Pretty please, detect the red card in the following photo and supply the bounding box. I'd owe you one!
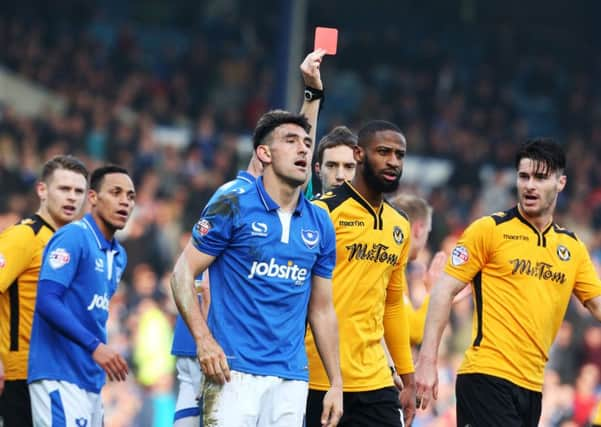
[314,27,338,55]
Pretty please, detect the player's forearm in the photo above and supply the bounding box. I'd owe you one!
[309,305,343,387]
[584,295,601,322]
[383,288,413,374]
[37,280,101,352]
[418,283,455,363]
[171,257,211,344]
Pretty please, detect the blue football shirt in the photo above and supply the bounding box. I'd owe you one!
[28,213,127,393]
[171,170,255,357]
[192,176,336,381]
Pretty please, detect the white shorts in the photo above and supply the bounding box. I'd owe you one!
[202,370,308,427]
[174,357,203,425]
[29,380,103,427]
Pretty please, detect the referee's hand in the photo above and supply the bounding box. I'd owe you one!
[92,343,129,382]
[197,335,231,385]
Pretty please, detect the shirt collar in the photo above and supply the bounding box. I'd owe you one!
[82,213,119,252]
[255,176,306,215]
[236,170,256,184]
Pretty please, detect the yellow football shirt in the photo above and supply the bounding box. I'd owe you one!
[306,182,413,392]
[446,206,601,392]
[0,215,55,380]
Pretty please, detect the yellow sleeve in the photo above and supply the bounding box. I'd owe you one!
[0,225,35,293]
[408,294,430,346]
[572,239,601,304]
[384,226,413,374]
[445,216,493,284]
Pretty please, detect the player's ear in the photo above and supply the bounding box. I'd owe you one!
[353,145,364,164]
[557,174,567,193]
[87,189,98,205]
[256,145,272,165]
[36,181,47,202]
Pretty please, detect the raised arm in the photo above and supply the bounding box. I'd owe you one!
[299,49,326,141]
[414,272,468,410]
[308,275,343,427]
[171,242,230,384]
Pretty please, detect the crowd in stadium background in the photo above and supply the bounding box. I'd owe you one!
[1,0,601,425]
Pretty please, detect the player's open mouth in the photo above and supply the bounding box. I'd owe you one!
[116,210,129,219]
[382,171,399,181]
[295,160,307,168]
[63,206,76,214]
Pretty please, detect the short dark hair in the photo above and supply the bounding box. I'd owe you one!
[316,126,358,165]
[90,165,130,192]
[40,155,88,183]
[515,137,566,176]
[252,109,311,149]
[357,120,403,148]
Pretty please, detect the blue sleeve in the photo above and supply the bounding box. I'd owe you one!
[37,279,101,353]
[312,209,336,279]
[191,193,237,257]
[39,225,83,288]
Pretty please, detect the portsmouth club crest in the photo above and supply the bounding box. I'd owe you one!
[301,229,320,249]
[557,245,571,261]
[393,226,404,245]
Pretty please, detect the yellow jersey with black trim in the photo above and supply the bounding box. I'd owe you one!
[0,214,55,380]
[306,181,413,392]
[446,206,601,392]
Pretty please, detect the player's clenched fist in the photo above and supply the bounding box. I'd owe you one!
[197,335,231,385]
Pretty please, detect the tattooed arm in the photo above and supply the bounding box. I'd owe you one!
[171,241,230,384]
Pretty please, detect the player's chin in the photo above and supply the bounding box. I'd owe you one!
[110,216,130,230]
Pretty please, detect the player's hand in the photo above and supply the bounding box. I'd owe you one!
[300,49,326,90]
[92,343,129,382]
[197,335,231,385]
[424,251,447,292]
[0,358,5,396]
[399,381,416,425]
[414,354,438,410]
[321,385,343,426]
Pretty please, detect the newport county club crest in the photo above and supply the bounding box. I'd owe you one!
[301,229,320,249]
[557,245,571,261]
[393,226,404,245]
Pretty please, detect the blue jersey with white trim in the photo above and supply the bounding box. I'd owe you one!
[28,213,127,393]
[171,170,255,357]
[192,177,336,381]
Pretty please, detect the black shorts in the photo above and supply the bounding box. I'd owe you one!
[0,379,33,427]
[456,373,541,427]
[306,386,405,427]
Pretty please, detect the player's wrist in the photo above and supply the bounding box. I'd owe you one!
[304,86,324,103]
[87,337,102,354]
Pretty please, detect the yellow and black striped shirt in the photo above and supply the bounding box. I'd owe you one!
[306,181,413,392]
[446,206,601,392]
[0,214,55,380]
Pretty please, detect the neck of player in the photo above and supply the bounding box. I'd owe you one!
[36,208,61,230]
[92,211,117,241]
[352,174,383,208]
[263,171,301,213]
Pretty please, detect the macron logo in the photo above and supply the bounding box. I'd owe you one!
[87,293,109,311]
[248,258,308,285]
